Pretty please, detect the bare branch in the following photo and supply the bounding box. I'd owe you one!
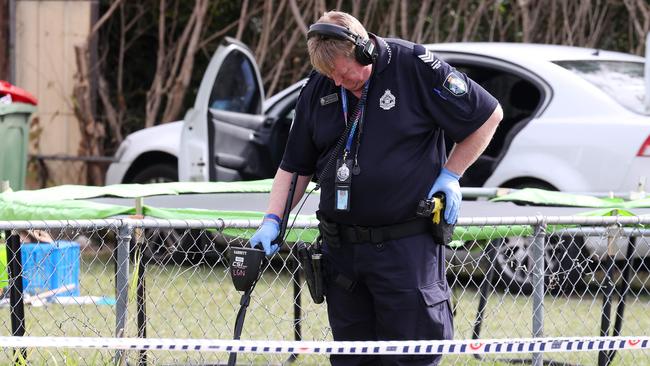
[351,0,361,19]
[98,76,122,142]
[462,0,489,41]
[236,0,250,40]
[411,0,432,43]
[161,0,209,123]
[289,0,309,37]
[389,1,398,37]
[400,0,408,39]
[87,0,127,41]
[144,0,168,127]
[255,0,274,68]
[267,29,302,96]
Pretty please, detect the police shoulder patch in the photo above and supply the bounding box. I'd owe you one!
[414,44,441,70]
[443,72,467,96]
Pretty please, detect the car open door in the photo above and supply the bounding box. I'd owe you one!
[179,37,266,182]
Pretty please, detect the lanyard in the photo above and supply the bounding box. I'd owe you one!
[340,81,369,159]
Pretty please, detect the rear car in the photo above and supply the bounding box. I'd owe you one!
[105,41,650,286]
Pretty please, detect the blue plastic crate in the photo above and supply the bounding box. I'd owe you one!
[20,241,80,297]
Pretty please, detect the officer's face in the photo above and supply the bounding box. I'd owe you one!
[330,56,372,95]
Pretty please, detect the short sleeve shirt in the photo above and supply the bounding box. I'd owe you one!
[280,35,498,226]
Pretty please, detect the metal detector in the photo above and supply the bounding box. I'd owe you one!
[227,172,299,366]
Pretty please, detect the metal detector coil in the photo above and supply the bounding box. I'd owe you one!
[229,247,265,292]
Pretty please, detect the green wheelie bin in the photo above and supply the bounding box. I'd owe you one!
[0,81,38,191]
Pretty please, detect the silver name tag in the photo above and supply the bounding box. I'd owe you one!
[320,93,339,106]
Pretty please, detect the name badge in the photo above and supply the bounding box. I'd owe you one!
[320,93,339,106]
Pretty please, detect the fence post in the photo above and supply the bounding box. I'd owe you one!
[115,222,132,365]
[531,219,546,366]
[5,230,26,364]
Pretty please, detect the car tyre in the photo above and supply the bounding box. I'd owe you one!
[134,228,208,266]
[130,163,178,184]
[493,235,584,295]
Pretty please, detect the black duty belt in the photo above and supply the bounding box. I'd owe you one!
[317,211,432,245]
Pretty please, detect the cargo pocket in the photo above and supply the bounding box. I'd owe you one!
[419,280,450,305]
[418,280,454,341]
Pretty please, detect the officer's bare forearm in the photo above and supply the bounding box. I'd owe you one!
[266,168,312,219]
[445,104,503,176]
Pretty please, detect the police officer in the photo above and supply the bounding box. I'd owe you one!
[251,10,503,366]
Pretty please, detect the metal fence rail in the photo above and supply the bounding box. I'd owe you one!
[1,216,649,365]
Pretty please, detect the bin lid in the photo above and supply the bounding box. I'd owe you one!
[0,80,38,105]
[0,102,37,115]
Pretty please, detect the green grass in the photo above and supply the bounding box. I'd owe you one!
[1,253,649,365]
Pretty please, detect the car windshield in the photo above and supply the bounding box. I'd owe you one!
[554,60,648,115]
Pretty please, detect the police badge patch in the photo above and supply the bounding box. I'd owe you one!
[443,72,467,96]
[379,89,396,110]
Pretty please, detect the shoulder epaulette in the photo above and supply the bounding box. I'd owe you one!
[413,44,441,70]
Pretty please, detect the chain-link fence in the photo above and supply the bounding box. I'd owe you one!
[1,216,649,365]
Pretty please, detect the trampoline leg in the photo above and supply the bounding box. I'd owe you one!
[472,239,499,360]
[598,256,616,366]
[605,236,636,366]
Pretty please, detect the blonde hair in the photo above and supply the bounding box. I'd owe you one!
[307,11,369,77]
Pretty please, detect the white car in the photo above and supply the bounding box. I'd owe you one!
[106,40,650,290]
[106,40,650,194]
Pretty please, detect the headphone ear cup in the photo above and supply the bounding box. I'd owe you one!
[354,38,374,65]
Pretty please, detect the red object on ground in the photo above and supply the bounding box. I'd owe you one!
[0,80,38,105]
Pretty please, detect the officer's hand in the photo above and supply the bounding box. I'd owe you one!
[428,167,462,225]
[250,220,281,256]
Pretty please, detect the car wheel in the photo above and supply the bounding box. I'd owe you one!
[508,180,557,191]
[135,228,209,265]
[493,235,584,294]
[130,163,178,184]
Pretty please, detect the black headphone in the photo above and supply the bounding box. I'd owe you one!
[307,23,376,65]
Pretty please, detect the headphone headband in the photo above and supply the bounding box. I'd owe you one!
[307,23,358,44]
[306,22,376,65]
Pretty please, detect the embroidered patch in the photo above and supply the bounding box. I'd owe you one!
[379,89,396,110]
[417,49,441,70]
[443,72,467,96]
[320,93,339,106]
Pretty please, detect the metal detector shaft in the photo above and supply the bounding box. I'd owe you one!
[227,289,254,366]
[275,172,299,247]
[228,172,300,366]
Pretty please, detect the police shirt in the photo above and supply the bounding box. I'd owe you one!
[280,35,498,226]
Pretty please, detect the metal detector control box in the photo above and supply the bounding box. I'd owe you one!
[229,247,265,292]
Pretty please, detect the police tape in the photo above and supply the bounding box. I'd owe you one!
[0,336,649,355]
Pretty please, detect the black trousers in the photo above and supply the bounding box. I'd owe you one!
[323,232,454,366]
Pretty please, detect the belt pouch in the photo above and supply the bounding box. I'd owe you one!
[297,241,325,304]
[317,214,341,247]
[433,221,455,247]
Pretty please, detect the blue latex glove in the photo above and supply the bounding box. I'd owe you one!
[250,220,281,256]
[428,167,462,225]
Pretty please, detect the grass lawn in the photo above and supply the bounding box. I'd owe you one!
[1,252,649,365]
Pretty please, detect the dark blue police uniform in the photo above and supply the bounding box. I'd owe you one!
[281,35,498,366]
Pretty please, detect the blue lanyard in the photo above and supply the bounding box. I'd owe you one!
[341,81,369,158]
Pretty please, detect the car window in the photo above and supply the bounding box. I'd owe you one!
[455,65,541,158]
[554,60,648,116]
[209,49,261,114]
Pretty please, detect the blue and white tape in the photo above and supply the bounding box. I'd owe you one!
[0,336,649,355]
